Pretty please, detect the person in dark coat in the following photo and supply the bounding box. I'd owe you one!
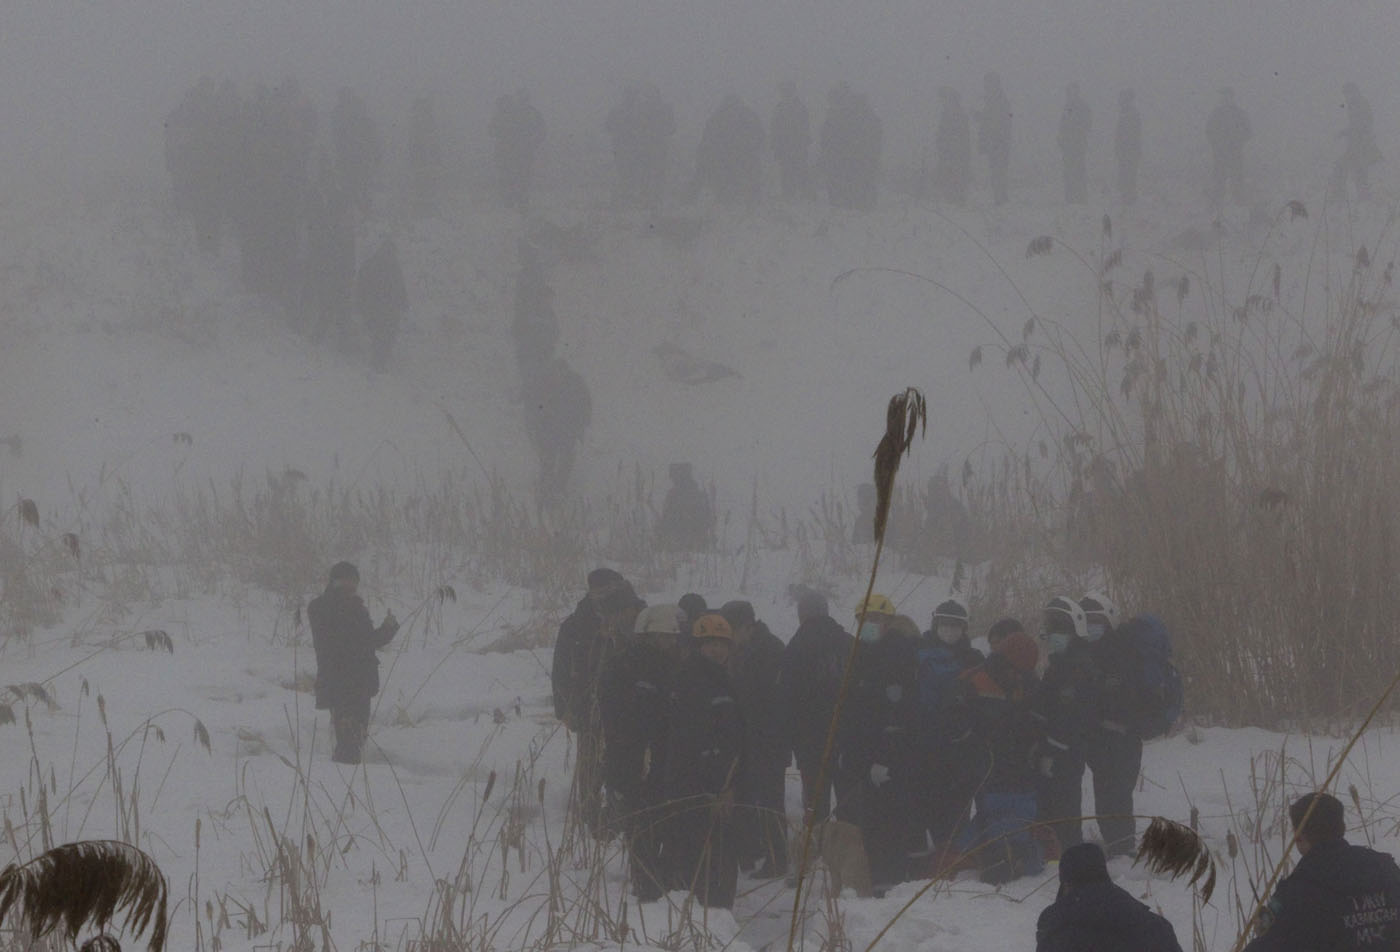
[552,569,638,836]
[677,592,708,657]
[407,96,442,216]
[664,613,746,909]
[1031,596,1100,851]
[308,561,399,764]
[835,601,923,889]
[1081,593,1141,857]
[820,83,882,211]
[510,240,560,371]
[961,630,1043,884]
[599,604,684,900]
[976,71,1013,205]
[722,600,790,878]
[1245,792,1400,952]
[522,356,592,501]
[304,161,357,349]
[1206,87,1251,205]
[782,590,852,822]
[1036,843,1184,952]
[1114,90,1142,205]
[356,237,408,372]
[933,87,972,205]
[1330,83,1380,203]
[489,89,547,211]
[691,94,764,207]
[656,462,714,551]
[331,88,383,217]
[771,82,814,201]
[915,598,985,858]
[1058,84,1092,204]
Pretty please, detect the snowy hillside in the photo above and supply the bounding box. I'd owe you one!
[1,173,1398,952]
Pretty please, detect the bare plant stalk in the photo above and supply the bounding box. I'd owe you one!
[787,388,925,952]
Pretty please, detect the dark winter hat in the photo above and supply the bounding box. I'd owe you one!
[796,590,829,621]
[329,561,360,582]
[599,581,645,615]
[678,593,708,621]
[987,617,1025,645]
[587,567,625,595]
[1059,843,1111,885]
[720,600,756,630]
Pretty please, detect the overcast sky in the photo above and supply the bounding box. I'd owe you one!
[2,0,1396,192]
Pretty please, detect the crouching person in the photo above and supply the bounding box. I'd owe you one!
[1245,792,1400,951]
[308,561,398,764]
[1036,843,1184,952]
[599,604,684,901]
[663,613,746,908]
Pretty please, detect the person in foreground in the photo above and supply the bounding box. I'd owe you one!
[1035,842,1183,952]
[1245,792,1400,951]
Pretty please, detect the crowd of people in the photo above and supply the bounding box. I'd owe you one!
[541,569,1400,949]
[301,553,1400,948]
[166,78,419,368]
[549,570,1184,907]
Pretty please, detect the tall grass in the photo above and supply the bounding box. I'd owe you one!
[958,204,1400,725]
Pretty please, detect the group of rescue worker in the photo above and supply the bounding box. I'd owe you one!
[306,556,1400,949]
[549,567,1173,907]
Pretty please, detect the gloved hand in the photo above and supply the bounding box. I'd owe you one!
[870,763,891,787]
[381,611,400,637]
[1038,755,1055,779]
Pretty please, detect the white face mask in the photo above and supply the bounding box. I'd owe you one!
[936,623,964,646]
[1043,632,1071,655]
[859,621,883,643]
[1086,622,1106,642]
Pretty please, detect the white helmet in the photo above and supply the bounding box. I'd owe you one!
[633,604,682,636]
[1080,592,1119,628]
[1044,595,1088,640]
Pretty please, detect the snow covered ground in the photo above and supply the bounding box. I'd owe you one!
[1,173,1398,951]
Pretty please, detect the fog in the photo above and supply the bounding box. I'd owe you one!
[4,0,1398,195]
